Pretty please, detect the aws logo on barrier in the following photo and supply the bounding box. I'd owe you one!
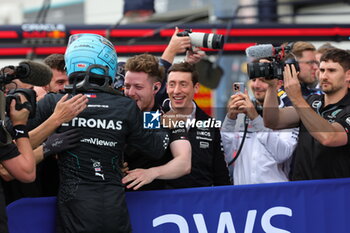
[153,206,292,233]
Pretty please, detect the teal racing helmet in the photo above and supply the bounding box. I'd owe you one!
[65,33,118,82]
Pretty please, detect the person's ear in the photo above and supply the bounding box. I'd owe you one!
[153,82,161,93]
[194,82,200,94]
[345,69,350,83]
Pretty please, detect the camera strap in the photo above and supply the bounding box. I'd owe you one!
[227,115,249,166]
[227,99,263,166]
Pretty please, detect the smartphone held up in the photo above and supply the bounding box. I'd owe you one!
[233,82,245,95]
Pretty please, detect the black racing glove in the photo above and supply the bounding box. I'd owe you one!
[43,128,81,159]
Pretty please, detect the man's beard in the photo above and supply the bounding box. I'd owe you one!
[321,84,341,95]
[254,91,265,104]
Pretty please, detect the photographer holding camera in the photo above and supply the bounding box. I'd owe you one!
[246,41,321,98]
[154,27,213,106]
[263,48,350,180]
[0,94,36,233]
[285,41,322,98]
[0,59,87,205]
[220,59,298,185]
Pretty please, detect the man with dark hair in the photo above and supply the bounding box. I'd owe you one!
[34,54,68,101]
[39,53,73,195]
[164,62,231,188]
[315,43,337,82]
[264,48,350,180]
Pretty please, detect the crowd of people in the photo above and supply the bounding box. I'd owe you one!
[1,27,350,232]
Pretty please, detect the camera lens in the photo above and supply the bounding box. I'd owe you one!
[203,33,224,49]
[189,32,224,49]
[247,63,272,79]
[210,34,224,49]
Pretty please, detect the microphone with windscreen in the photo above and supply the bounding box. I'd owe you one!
[245,43,294,60]
[0,60,52,87]
[245,44,278,59]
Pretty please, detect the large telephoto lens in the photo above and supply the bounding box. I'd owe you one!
[247,62,272,79]
[189,32,224,49]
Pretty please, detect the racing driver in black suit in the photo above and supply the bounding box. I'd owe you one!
[27,33,191,233]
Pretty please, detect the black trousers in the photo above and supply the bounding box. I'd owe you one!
[56,184,132,233]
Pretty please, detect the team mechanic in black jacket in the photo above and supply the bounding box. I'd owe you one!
[163,62,231,188]
[27,34,191,233]
[165,101,231,188]
[122,54,191,191]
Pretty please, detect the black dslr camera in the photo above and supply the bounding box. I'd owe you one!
[6,88,37,119]
[246,44,299,80]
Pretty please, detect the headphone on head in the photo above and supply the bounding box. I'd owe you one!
[284,42,300,72]
[153,85,158,91]
[286,42,295,51]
